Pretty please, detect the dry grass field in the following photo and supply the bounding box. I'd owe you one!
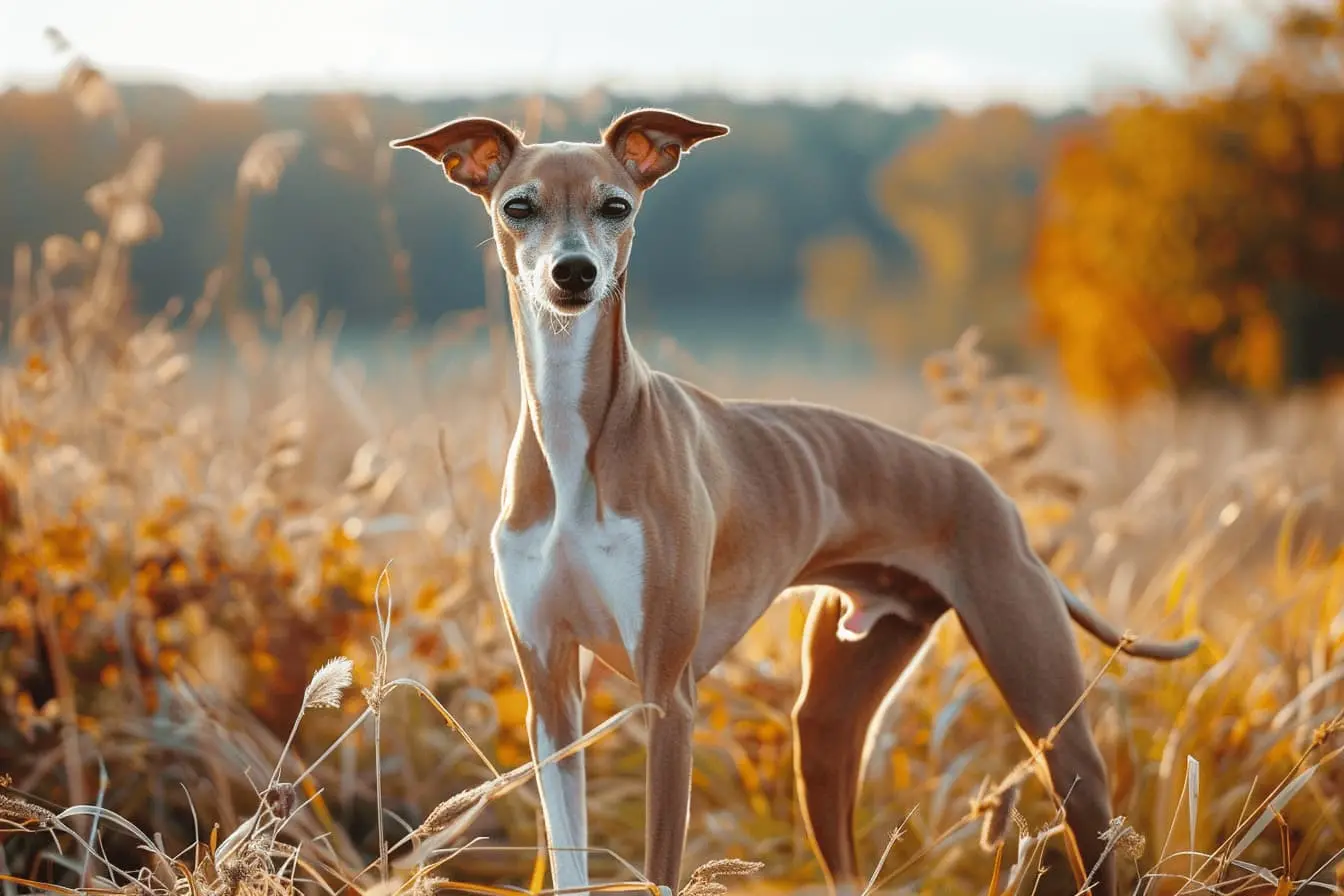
[2,119,1343,896]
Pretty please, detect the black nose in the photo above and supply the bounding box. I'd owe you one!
[550,254,598,295]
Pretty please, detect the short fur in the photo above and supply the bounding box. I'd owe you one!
[391,109,1202,896]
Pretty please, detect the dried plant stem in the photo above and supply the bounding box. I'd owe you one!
[370,562,395,885]
[295,705,374,787]
[32,582,87,837]
[221,188,251,326]
[385,677,499,776]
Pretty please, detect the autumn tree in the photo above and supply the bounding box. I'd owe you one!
[803,104,1059,365]
[1029,1,1344,404]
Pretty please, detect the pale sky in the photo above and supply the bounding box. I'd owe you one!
[0,0,1256,110]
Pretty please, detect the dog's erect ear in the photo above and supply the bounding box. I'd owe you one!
[602,108,729,190]
[389,117,522,197]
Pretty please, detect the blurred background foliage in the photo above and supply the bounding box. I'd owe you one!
[2,3,1344,894]
[5,1,1344,407]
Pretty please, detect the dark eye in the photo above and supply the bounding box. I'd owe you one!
[502,197,534,220]
[599,197,632,220]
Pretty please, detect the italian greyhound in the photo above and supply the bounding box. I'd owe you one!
[390,108,1201,896]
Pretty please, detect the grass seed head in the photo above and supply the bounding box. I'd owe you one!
[0,792,57,827]
[302,655,353,711]
[679,859,766,896]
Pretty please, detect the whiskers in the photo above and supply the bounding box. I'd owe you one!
[603,280,626,310]
[532,279,624,338]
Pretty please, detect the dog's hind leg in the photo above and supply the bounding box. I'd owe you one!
[792,589,936,895]
[938,497,1118,896]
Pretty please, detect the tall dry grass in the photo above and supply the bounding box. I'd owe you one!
[2,36,1343,896]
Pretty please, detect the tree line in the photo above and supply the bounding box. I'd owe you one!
[4,1,1344,404]
[0,84,943,335]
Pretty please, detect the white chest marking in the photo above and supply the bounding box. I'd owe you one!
[492,303,647,666]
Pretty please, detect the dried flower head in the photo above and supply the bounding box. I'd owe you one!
[59,59,121,121]
[679,859,765,896]
[418,782,494,837]
[85,142,163,235]
[1100,816,1146,861]
[109,201,163,246]
[154,354,191,386]
[238,131,305,195]
[85,180,123,221]
[345,442,384,492]
[41,234,90,275]
[216,855,250,896]
[123,140,165,197]
[302,656,353,710]
[0,792,57,827]
[262,782,298,821]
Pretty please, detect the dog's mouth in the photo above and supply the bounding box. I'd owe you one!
[543,287,600,315]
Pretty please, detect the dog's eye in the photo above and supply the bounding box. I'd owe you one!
[502,198,534,220]
[599,197,632,220]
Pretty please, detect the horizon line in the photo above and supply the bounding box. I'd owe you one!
[0,66,1176,116]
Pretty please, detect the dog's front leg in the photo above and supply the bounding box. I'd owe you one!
[514,636,589,893]
[643,664,697,894]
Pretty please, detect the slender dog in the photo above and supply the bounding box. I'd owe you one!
[391,109,1201,896]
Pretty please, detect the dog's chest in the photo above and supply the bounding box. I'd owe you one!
[493,508,647,670]
[493,311,649,671]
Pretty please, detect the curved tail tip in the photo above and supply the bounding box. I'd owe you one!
[1123,633,1203,661]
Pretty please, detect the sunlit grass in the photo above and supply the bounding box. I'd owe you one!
[2,38,1343,896]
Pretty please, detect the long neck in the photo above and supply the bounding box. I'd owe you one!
[507,273,644,517]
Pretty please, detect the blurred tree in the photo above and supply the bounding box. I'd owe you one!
[1029,0,1344,404]
[802,104,1062,367]
[876,104,1056,362]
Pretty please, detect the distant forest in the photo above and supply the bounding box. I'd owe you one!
[8,8,1344,405]
[0,84,1067,341]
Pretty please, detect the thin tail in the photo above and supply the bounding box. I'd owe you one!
[1056,578,1202,661]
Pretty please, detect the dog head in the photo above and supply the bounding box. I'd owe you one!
[391,108,728,318]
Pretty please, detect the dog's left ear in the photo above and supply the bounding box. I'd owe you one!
[389,117,522,199]
[602,108,729,190]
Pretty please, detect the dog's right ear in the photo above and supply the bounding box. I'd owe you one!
[389,117,522,198]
